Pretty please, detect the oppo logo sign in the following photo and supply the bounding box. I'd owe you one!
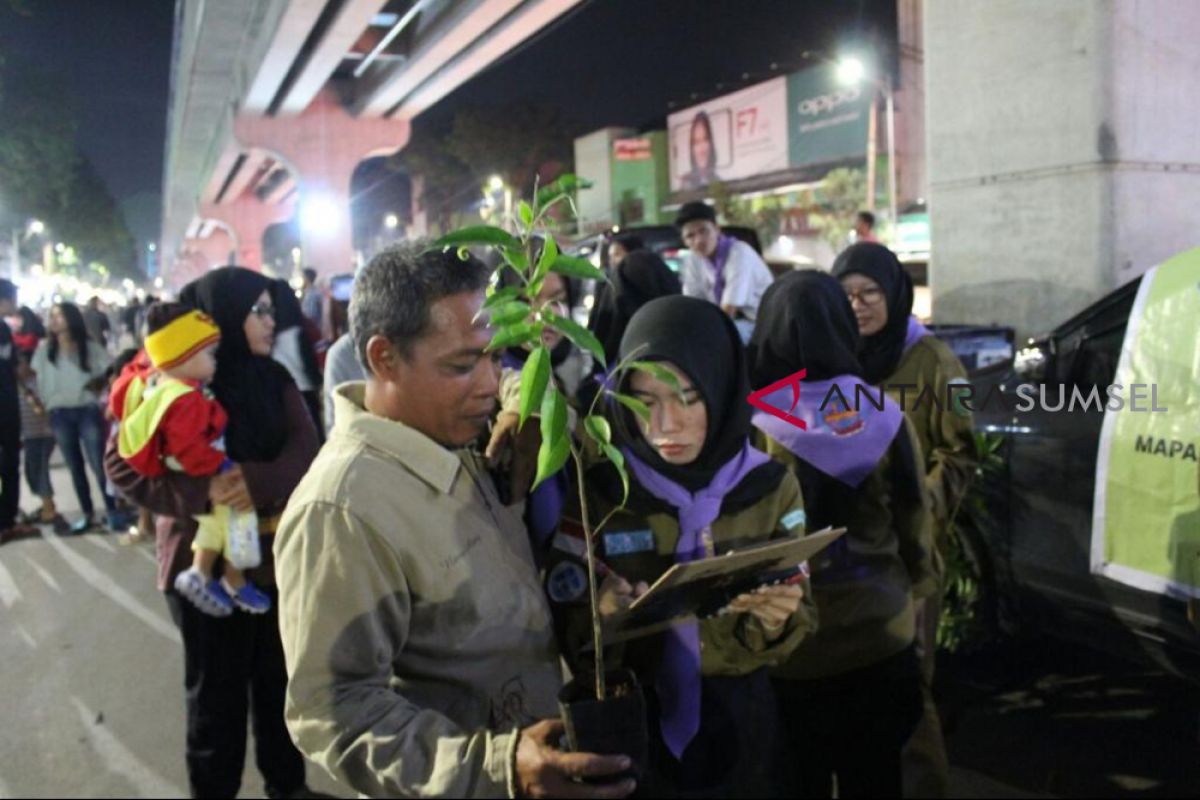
[797,86,862,116]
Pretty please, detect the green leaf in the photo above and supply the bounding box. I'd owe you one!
[549,254,606,282]
[583,415,611,446]
[482,285,522,310]
[533,388,571,490]
[533,434,571,493]
[500,246,529,271]
[630,360,682,394]
[535,173,594,207]
[600,443,629,504]
[490,301,532,327]
[518,346,551,429]
[534,235,559,285]
[518,201,534,228]
[487,323,540,352]
[539,385,569,445]
[543,309,606,368]
[613,392,651,423]
[431,225,519,250]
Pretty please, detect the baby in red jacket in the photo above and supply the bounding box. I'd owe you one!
[111,303,270,617]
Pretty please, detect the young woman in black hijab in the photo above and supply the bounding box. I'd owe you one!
[548,296,814,797]
[747,269,936,798]
[832,242,976,796]
[588,249,682,369]
[106,266,319,799]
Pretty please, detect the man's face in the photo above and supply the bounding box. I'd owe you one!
[680,220,720,260]
[0,298,14,317]
[375,289,501,447]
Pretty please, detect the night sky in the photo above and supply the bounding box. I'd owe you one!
[0,0,893,245]
[0,0,174,248]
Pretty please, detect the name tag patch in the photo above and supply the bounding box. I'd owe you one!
[781,509,807,531]
[603,529,656,556]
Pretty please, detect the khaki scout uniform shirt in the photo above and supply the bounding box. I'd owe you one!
[886,335,977,548]
[275,384,562,798]
[549,469,816,677]
[760,418,938,680]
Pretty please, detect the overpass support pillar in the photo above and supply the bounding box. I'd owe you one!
[234,89,412,279]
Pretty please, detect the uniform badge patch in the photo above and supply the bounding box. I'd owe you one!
[603,529,656,556]
[546,561,587,603]
[781,509,807,531]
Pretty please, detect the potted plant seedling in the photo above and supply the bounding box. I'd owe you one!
[432,175,682,776]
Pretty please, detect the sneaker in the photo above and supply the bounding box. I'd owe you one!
[222,578,272,614]
[173,567,233,617]
[69,516,96,535]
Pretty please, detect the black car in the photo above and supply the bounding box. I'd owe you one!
[937,278,1200,675]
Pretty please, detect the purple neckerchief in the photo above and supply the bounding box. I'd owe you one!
[903,315,932,354]
[707,234,735,304]
[750,375,903,488]
[622,440,770,759]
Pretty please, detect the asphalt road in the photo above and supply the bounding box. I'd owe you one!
[2,459,1196,798]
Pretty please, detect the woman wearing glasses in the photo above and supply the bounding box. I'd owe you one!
[105,267,320,799]
[833,242,976,797]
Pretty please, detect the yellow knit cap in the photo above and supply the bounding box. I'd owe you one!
[144,310,221,370]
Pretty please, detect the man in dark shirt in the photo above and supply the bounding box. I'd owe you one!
[0,279,38,544]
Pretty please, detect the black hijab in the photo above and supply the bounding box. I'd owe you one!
[179,267,293,462]
[610,295,784,500]
[748,269,863,388]
[831,242,912,384]
[271,278,323,388]
[749,269,923,506]
[589,249,682,368]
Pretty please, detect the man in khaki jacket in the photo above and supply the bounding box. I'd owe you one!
[275,243,634,799]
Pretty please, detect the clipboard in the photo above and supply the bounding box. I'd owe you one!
[599,526,845,644]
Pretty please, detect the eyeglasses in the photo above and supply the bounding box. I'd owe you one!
[844,287,885,306]
[248,302,275,319]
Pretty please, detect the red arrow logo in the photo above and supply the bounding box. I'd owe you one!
[746,369,808,430]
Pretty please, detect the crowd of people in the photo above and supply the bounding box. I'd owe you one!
[0,198,976,799]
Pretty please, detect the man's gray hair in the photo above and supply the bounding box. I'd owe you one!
[350,240,490,369]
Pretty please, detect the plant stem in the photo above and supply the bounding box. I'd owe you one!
[571,446,606,700]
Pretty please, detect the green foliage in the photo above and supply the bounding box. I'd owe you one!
[938,431,1007,653]
[0,56,137,278]
[809,167,868,251]
[428,174,650,699]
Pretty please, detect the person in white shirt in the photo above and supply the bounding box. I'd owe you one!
[675,202,773,343]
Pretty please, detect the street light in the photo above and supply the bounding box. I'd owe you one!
[837,53,897,247]
[486,175,512,230]
[299,194,342,239]
[384,213,399,230]
[28,219,45,236]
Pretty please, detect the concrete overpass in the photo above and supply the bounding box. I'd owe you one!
[160,0,584,289]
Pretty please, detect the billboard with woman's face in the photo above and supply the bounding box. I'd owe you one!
[668,76,789,191]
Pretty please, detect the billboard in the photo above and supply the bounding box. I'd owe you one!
[668,76,789,191]
[787,64,874,168]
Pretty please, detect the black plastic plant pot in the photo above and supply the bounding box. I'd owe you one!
[558,668,649,780]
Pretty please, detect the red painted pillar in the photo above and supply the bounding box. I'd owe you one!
[200,194,296,271]
[233,88,411,280]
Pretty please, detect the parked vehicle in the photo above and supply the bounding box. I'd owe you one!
[936,276,1200,675]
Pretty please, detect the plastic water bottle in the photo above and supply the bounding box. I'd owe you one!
[225,507,261,569]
